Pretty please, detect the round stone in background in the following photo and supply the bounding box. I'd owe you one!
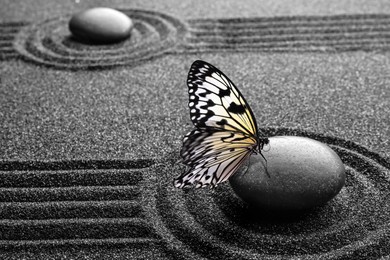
[229,136,345,211]
[69,7,133,44]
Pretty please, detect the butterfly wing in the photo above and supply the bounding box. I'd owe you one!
[174,60,267,189]
[174,128,257,188]
[187,60,259,137]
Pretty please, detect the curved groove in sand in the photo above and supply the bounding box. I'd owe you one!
[156,127,390,259]
[13,9,187,70]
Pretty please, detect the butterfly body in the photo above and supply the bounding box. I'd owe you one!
[174,60,268,189]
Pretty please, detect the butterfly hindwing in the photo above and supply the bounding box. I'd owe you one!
[187,60,258,137]
[175,151,251,188]
[175,129,256,188]
[180,129,256,167]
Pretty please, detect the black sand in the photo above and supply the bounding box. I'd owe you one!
[1,1,389,259]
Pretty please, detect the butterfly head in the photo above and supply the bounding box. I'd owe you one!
[257,137,269,153]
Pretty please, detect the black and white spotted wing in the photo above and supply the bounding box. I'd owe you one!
[174,128,257,188]
[187,60,259,137]
[174,60,268,189]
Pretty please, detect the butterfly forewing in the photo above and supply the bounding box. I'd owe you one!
[187,60,258,137]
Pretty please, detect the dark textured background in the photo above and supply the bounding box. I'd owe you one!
[1,0,389,259]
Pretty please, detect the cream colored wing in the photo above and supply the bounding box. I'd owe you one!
[187,60,259,137]
[174,129,256,189]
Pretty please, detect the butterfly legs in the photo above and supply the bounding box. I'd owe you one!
[259,151,270,178]
[257,137,270,177]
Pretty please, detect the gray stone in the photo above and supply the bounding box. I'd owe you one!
[69,7,133,44]
[230,136,345,211]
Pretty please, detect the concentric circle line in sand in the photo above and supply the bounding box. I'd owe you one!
[0,22,28,60]
[153,128,390,259]
[5,13,390,69]
[12,9,187,70]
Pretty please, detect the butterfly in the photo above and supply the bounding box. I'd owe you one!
[174,60,269,189]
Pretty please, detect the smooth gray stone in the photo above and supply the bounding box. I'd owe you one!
[230,136,345,211]
[69,7,133,44]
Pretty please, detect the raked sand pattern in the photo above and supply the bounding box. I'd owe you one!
[12,10,186,70]
[1,128,389,259]
[1,12,390,69]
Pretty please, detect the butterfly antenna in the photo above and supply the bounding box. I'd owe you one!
[274,111,291,127]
